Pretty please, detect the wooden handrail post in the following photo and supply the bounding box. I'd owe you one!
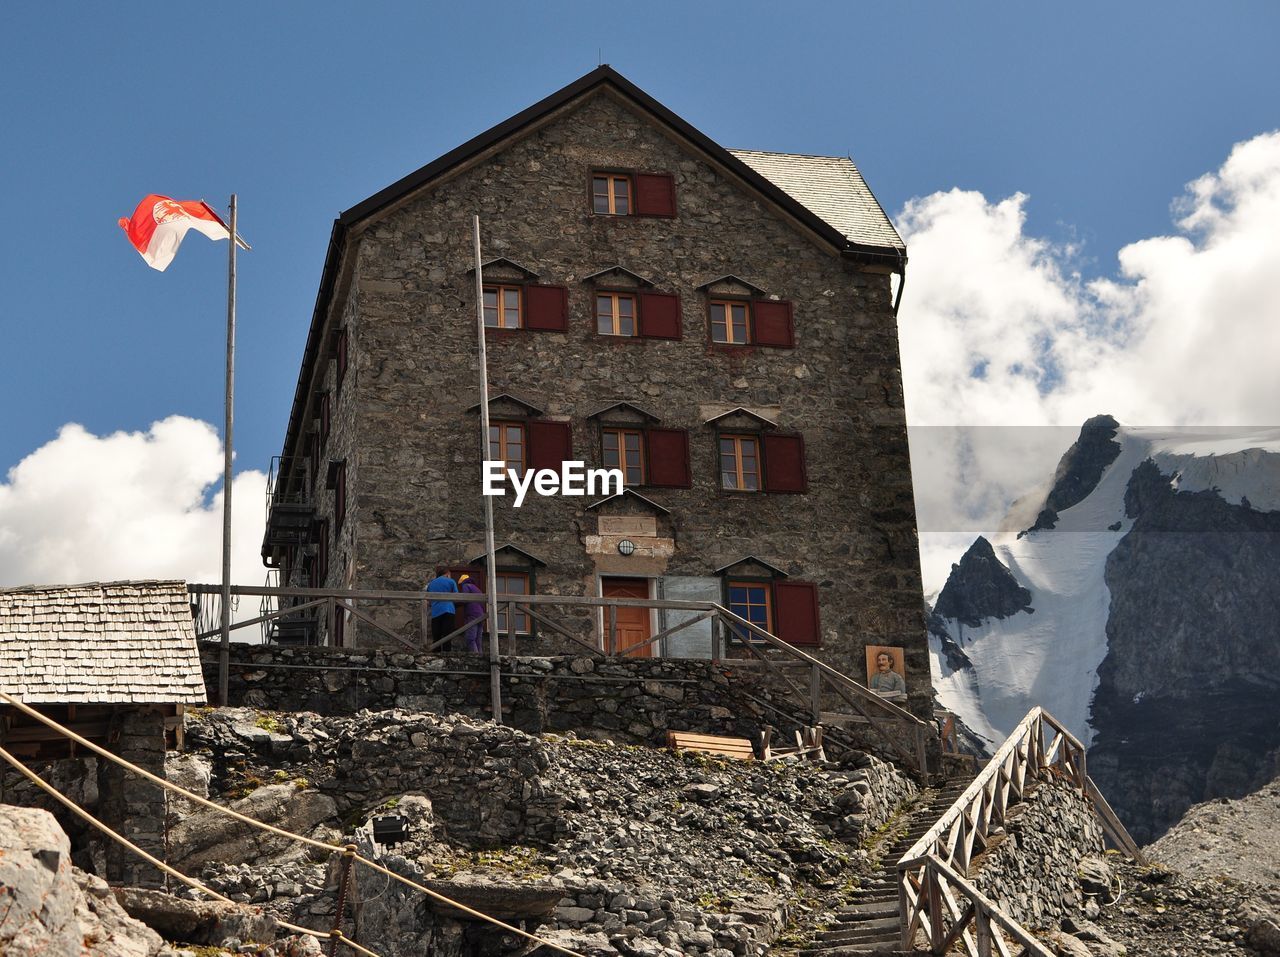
[711,616,723,662]
[506,600,516,655]
[420,598,429,649]
[326,597,336,648]
[916,723,929,780]
[975,909,993,957]
[808,662,821,725]
[927,864,945,952]
[898,866,913,952]
[607,603,617,656]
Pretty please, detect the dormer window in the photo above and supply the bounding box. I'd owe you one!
[593,174,631,215]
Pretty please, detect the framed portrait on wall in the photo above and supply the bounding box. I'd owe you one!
[865,645,908,701]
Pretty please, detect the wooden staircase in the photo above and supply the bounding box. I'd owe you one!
[793,778,974,956]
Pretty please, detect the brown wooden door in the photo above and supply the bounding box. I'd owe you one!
[602,577,653,657]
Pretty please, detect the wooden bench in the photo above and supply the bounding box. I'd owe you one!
[666,730,757,761]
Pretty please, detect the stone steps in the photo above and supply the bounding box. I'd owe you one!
[787,780,975,955]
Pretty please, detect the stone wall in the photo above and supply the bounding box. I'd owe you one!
[972,779,1104,931]
[97,709,168,887]
[202,642,935,771]
[288,83,928,707]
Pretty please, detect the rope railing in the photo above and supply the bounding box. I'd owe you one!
[0,690,586,957]
[895,706,1144,956]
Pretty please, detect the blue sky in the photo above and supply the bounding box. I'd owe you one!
[2,2,1279,588]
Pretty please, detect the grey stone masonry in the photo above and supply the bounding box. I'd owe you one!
[97,709,167,887]
[283,75,929,714]
[972,779,1105,931]
[202,642,935,772]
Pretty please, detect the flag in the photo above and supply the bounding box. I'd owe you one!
[118,195,230,271]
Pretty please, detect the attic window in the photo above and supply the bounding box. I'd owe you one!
[593,174,631,215]
[592,172,677,217]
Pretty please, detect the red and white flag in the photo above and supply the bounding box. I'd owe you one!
[118,195,230,271]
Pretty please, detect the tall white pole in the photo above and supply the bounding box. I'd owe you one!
[472,215,502,724]
[218,194,237,707]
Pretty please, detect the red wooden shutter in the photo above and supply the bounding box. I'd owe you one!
[638,292,682,340]
[752,299,794,347]
[763,433,807,493]
[336,328,349,390]
[644,428,691,488]
[774,581,821,647]
[527,420,573,471]
[634,173,676,217]
[525,285,569,331]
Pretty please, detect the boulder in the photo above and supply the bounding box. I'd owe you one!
[0,805,162,957]
[113,887,276,945]
[168,784,337,869]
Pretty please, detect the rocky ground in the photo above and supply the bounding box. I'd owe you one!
[1149,778,1280,888]
[167,707,918,956]
[1084,854,1279,957]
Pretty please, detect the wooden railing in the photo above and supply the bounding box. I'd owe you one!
[895,706,1144,955]
[189,584,932,775]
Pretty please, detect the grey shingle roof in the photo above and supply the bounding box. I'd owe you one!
[0,581,206,705]
[728,150,906,253]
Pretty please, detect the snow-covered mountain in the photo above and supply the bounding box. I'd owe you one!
[929,415,1280,841]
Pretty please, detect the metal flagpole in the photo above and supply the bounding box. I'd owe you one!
[218,195,238,707]
[472,215,503,724]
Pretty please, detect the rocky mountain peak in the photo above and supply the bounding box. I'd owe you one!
[933,536,1033,628]
[1022,413,1122,536]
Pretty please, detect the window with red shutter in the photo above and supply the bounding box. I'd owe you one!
[762,433,807,493]
[524,285,569,332]
[527,420,573,472]
[333,461,347,530]
[637,292,682,340]
[752,299,795,348]
[643,428,691,488]
[318,393,331,448]
[335,328,349,390]
[634,173,677,217]
[774,580,821,647]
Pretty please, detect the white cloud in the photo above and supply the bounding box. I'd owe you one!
[898,131,1280,590]
[0,417,266,596]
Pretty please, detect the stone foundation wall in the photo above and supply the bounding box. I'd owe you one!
[972,779,1104,930]
[202,642,933,771]
[97,709,167,887]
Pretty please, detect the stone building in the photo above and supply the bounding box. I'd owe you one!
[0,580,206,885]
[263,67,928,705]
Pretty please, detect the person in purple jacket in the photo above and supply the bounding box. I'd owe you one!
[457,574,486,653]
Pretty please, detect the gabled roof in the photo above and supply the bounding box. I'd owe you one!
[581,265,655,287]
[704,407,779,428]
[464,393,545,416]
[0,581,206,705]
[585,489,671,515]
[715,556,790,578]
[281,65,906,465]
[468,257,540,280]
[468,543,548,567]
[729,150,906,253]
[695,274,768,296]
[586,400,661,423]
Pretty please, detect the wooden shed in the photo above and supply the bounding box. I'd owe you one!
[0,580,206,885]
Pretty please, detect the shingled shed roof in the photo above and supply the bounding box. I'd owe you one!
[0,581,206,705]
[728,150,906,253]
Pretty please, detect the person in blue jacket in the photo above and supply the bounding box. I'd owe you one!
[424,571,458,650]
